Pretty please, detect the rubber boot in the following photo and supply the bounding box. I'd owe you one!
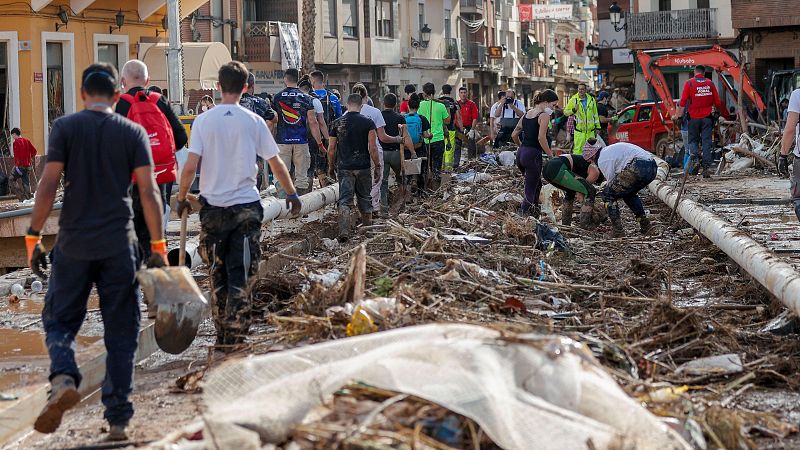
[338,207,351,242]
[578,201,596,229]
[34,374,80,434]
[701,166,711,179]
[360,211,373,227]
[561,202,574,226]
[637,216,652,234]
[610,216,625,237]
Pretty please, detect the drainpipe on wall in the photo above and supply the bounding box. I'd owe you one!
[166,0,186,115]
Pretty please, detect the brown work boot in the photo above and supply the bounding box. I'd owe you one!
[360,211,373,227]
[34,374,80,434]
[338,207,351,242]
[578,212,595,229]
[561,202,574,226]
[637,216,652,234]
[610,216,625,238]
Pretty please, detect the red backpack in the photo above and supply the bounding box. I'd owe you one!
[120,91,176,184]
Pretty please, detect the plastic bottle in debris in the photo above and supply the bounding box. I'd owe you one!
[346,305,378,336]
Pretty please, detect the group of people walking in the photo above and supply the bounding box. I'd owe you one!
[19,55,664,443]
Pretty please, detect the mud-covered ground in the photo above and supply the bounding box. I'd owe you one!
[6,170,800,449]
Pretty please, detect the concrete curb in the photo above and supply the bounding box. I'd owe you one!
[0,323,158,446]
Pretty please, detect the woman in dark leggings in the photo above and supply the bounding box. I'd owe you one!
[542,143,602,227]
[511,89,558,218]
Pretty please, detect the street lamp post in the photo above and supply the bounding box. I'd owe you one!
[609,1,627,32]
[549,54,558,75]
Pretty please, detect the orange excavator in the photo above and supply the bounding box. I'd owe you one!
[636,44,766,120]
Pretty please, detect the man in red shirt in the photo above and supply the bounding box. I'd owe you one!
[399,84,416,114]
[10,128,38,200]
[456,87,479,165]
[679,65,725,178]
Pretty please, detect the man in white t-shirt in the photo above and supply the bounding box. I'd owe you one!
[352,84,404,212]
[583,140,657,237]
[779,87,800,221]
[174,61,301,349]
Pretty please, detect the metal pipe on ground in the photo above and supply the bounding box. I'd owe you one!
[648,158,800,314]
[167,239,203,269]
[261,184,340,223]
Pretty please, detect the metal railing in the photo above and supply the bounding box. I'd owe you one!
[462,42,486,66]
[627,8,717,42]
[244,22,273,61]
[460,0,483,10]
[444,38,459,59]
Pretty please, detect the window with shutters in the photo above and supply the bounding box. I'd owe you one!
[342,0,358,37]
[325,0,337,36]
[444,9,451,40]
[376,0,393,37]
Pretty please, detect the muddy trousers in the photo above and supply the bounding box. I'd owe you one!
[10,166,32,199]
[380,150,404,212]
[199,200,263,345]
[602,158,657,220]
[42,245,140,426]
[688,117,714,169]
[276,143,311,193]
[791,156,800,222]
[516,145,544,212]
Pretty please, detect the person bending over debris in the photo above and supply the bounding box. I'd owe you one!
[28,63,166,441]
[779,86,800,222]
[328,93,381,241]
[542,151,602,227]
[583,140,656,237]
[175,62,301,349]
[511,89,558,218]
[9,127,37,200]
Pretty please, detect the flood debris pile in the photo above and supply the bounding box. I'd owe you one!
[721,130,782,174]
[154,157,800,449]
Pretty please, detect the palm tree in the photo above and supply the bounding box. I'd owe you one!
[301,0,316,72]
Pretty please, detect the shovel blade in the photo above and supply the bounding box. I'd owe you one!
[137,266,207,354]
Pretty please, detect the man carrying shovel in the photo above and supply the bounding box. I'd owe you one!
[26,63,166,441]
[175,61,301,349]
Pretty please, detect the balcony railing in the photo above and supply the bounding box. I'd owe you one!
[460,0,483,12]
[243,21,277,61]
[627,8,717,42]
[462,42,486,66]
[444,38,459,60]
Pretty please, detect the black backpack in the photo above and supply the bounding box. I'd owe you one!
[439,96,459,131]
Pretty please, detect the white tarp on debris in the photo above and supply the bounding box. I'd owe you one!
[200,324,690,450]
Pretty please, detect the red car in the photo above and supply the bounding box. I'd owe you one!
[608,101,675,157]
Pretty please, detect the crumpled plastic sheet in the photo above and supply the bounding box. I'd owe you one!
[198,324,691,450]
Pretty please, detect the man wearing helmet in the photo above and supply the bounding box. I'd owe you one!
[582,139,657,237]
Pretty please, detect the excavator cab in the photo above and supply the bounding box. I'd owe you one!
[765,70,800,126]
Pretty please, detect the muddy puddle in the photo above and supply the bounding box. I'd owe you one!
[0,329,102,359]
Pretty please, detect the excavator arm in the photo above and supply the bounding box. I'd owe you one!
[637,45,767,119]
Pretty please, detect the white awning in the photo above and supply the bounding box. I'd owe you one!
[141,42,232,91]
[33,0,208,20]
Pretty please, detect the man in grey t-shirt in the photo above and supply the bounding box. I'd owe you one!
[779,88,800,222]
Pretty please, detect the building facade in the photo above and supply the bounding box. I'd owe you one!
[0,0,212,152]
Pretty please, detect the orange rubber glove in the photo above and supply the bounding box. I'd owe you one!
[25,230,47,279]
[147,239,168,268]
